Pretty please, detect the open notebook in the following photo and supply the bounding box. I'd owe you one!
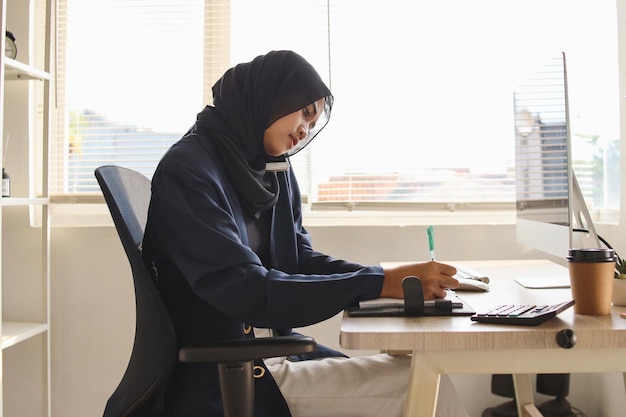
[454,264,490,291]
[347,277,475,317]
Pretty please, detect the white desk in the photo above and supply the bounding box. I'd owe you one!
[339,260,626,417]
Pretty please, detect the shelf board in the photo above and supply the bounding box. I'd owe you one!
[0,197,49,206]
[4,57,50,81]
[2,322,48,350]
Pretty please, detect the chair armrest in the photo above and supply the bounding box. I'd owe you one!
[179,335,316,363]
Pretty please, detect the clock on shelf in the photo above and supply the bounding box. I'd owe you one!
[5,31,17,59]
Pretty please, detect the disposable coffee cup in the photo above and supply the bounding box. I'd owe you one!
[566,248,616,315]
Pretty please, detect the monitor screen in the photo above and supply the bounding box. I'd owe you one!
[514,52,601,258]
[514,52,571,258]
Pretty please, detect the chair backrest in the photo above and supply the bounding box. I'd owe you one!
[95,165,178,417]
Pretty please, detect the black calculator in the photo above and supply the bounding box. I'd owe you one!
[471,300,575,326]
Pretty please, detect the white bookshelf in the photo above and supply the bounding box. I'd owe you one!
[4,56,50,81]
[1,322,48,350]
[0,0,51,416]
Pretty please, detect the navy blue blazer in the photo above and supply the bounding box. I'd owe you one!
[143,133,384,417]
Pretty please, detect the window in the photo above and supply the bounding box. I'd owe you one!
[51,0,620,219]
[52,0,211,193]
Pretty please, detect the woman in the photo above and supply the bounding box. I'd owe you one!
[143,50,467,417]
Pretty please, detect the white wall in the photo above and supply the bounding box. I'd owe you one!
[47,221,626,417]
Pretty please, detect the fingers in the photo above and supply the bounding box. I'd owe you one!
[433,262,460,295]
[436,261,457,277]
[421,280,448,299]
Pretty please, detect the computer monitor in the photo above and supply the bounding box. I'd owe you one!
[508,55,593,417]
[514,52,601,259]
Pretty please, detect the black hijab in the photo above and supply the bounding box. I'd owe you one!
[193,50,333,216]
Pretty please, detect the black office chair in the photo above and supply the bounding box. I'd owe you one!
[95,165,316,417]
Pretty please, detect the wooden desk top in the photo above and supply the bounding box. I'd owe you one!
[340,259,626,351]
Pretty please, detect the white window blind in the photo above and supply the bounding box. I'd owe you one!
[52,0,216,193]
[311,0,619,210]
[51,0,328,195]
[51,0,620,214]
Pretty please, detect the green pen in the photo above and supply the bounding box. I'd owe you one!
[427,225,435,261]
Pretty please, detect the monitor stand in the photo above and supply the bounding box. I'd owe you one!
[481,374,577,417]
[570,172,602,249]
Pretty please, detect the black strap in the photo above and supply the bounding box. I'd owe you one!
[403,276,454,316]
[403,276,425,316]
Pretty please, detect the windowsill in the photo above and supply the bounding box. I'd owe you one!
[46,196,618,228]
[47,198,517,228]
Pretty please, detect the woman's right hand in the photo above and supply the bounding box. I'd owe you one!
[380,261,458,300]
